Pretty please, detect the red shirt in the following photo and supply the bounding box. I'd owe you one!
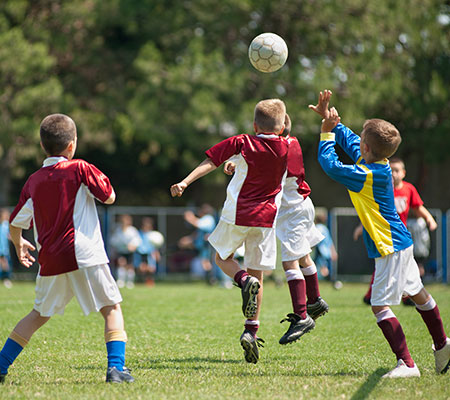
[10,157,112,276]
[393,181,423,225]
[206,133,288,227]
[285,135,311,199]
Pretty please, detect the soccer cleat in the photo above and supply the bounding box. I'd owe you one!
[279,313,315,345]
[241,276,260,318]
[306,297,329,320]
[381,359,421,378]
[106,366,135,383]
[240,330,264,364]
[402,297,415,306]
[363,296,371,305]
[0,373,6,384]
[433,337,450,374]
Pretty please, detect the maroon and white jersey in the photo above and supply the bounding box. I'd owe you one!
[10,157,112,276]
[206,133,288,228]
[280,135,311,212]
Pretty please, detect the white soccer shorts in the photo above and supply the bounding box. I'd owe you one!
[208,219,277,271]
[276,197,324,262]
[371,245,423,306]
[34,264,122,317]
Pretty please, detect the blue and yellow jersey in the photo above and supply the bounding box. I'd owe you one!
[318,123,413,258]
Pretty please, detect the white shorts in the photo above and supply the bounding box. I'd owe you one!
[34,264,122,317]
[276,197,324,261]
[371,245,423,306]
[208,220,276,271]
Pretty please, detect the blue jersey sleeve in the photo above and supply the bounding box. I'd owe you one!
[332,123,362,163]
[318,132,367,193]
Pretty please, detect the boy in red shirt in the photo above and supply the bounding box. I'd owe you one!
[171,99,288,363]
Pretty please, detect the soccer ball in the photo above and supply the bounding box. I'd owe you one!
[248,33,288,73]
[148,231,164,248]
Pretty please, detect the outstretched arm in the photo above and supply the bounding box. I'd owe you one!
[170,158,217,197]
[9,225,36,268]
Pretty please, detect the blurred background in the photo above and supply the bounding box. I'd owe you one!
[0,0,449,284]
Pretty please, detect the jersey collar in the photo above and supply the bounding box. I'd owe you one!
[43,156,68,167]
[256,133,280,139]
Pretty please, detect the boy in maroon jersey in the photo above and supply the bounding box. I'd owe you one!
[171,99,288,364]
[0,114,133,384]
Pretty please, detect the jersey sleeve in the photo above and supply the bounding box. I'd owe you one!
[205,135,244,167]
[332,123,362,163]
[78,160,113,203]
[408,183,424,209]
[9,181,34,229]
[318,133,368,193]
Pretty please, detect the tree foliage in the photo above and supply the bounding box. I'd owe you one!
[0,0,449,206]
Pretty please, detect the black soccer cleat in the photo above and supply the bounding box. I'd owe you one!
[106,366,135,383]
[241,276,260,318]
[0,373,6,384]
[240,329,265,364]
[279,313,315,345]
[363,296,371,305]
[307,297,329,320]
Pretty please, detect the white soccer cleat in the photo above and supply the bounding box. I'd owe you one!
[433,337,450,374]
[382,359,421,378]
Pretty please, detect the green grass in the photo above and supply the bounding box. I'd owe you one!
[0,281,449,399]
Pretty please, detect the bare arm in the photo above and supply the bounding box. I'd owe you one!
[413,205,437,231]
[170,158,217,197]
[9,225,36,268]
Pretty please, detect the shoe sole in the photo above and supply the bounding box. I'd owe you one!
[240,338,259,364]
[308,307,329,320]
[439,359,450,374]
[243,280,260,318]
[279,322,315,345]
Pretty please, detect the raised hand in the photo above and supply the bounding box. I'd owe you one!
[308,90,332,119]
[321,107,341,132]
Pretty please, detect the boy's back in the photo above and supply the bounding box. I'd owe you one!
[206,133,288,227]
[10,157,112,276]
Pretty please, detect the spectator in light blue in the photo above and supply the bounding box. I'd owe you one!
[135,217,164,287]
[0,208,12,288]
[313,209,337,281]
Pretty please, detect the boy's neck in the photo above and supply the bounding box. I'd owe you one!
[394,181,403,189]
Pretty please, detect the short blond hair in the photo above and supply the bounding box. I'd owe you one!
[362,119,401,160]
[254,99,286,133]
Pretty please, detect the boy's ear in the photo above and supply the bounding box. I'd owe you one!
[253,122,258,133]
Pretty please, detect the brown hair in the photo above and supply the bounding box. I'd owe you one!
[284,113,291,136]
[254,99,286,134]
[362,119,401,160]
[389,156,405,169]
[40,114,76,155]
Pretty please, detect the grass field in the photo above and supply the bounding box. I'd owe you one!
[0,280,449,399]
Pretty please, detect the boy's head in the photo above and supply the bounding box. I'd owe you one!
[389,157,406,186]
[40,114,77,158]
[360,119,401,161]
[254,99,286,135]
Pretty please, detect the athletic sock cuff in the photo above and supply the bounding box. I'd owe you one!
[300,264,317,276]
[285,269,304,281]
[375,309,396,323]
[415,296,436,311]
[9,331,28,348]
[105,330,127,343]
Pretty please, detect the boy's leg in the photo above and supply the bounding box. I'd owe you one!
[363,270,375,305]
[410,289,450,374]
[299,254,329,319]
[101,304,134,383]
[214,253,259,318]
[0,310,50,380]
[279,261,315,345]
[240,269,264,363]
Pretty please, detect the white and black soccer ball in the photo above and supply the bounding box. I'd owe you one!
[248,33,288,73]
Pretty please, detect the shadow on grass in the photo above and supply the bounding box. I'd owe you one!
[136,356,241,370]
[350,368,387,400]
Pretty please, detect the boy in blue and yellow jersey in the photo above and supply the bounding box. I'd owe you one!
[309,90,450,378]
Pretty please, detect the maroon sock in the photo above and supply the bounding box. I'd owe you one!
[304,273,320,304]
[234,270,249,288]
[416,306,447,350]
[287,279,307,319]
[364,271,375,301]
[245,321,259,337]
[377,317,414,367]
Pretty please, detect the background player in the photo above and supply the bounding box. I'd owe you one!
[0,114,133,384]
[171,99,288,364]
